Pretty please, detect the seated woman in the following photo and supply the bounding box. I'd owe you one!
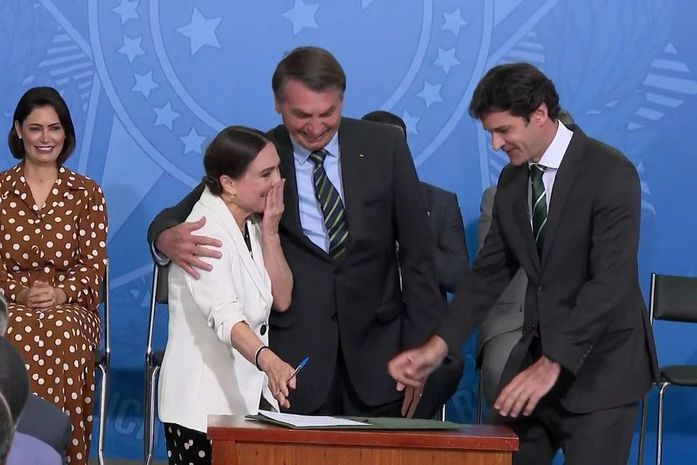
[158,126,295,465]
[0,87,108,465]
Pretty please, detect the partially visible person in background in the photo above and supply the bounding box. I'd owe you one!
[0,393,13,465]
[475,187,526,407]
[0,305,29,465]
[361,110,466,418]
[1,86,108,465]
[1,296,62,465]
[158,126,296,465]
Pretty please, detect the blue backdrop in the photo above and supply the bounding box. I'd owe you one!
[1,0,696,462]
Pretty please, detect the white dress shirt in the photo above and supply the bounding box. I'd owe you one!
[292,132,343,252]
[528,121,573,221]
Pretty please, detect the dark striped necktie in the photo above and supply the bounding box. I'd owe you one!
[530,163,547,254]
[309,149,349,259]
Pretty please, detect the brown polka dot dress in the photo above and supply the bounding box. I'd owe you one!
[0,163,108,465]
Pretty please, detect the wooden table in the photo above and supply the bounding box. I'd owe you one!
[208,415,518,465]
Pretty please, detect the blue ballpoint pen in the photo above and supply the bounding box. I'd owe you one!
[286,356,309,385]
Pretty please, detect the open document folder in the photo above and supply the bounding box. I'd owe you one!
[246,410,467,430]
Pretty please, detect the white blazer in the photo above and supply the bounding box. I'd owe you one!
[158,187,278,433]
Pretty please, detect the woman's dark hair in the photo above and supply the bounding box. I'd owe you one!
[272,46,346,101]
[8,86,77,165]
[203,126,271,195]
[469,63,560,122]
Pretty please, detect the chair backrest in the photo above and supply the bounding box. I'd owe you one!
[99,258,110,361]
[145,264,169,364]
[650,272,697,323]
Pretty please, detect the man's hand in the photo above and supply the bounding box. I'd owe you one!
[398,382,425,418]
[155,217,222,279]
[494,355,560,418]
[388,335,449,388]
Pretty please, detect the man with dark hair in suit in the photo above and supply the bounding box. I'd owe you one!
[149,46,442,417]
[389,62,658,465]
[475,110,575,409]
[361,110,467,418]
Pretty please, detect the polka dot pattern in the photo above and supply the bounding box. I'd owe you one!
[164,423,212,465]
[0,163,107,465]
[0,164,108,309]
[6,305,100,465]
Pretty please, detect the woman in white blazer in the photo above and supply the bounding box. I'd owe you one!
[158,126,295,465]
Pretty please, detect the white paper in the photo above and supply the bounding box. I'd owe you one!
[255,410,369,428]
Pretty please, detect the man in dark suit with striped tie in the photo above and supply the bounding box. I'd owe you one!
[148,46,442,417]
[389,62,658,464]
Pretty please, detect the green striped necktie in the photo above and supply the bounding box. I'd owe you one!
[309,149,349,259]
[530,163,547,254]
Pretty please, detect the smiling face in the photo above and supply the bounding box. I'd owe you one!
[224,142,282,216]
[275,78,343,152]
[14,105,65,167]
[480,105,552,166]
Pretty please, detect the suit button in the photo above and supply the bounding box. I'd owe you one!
[335,269,343,275]
[260,324,267,336]
[538,285,544,291]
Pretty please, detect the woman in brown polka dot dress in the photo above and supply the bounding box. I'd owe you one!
[0,87,108,465]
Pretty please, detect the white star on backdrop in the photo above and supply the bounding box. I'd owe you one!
[113,0,139,24]
[282,0,319,35]
[154,102,181,130]
[180,127,206,155]
[434,47,460,74]
[177,7,222,55]
[118,36,145,63]
[418,81,443,108]
[442,9,468,36]
[132,71,159,98]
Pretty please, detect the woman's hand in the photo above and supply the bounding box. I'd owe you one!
[16,281,68,309]
[261,179,285,238]
[257,348,297,409]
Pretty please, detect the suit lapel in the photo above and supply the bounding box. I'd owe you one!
[273,126,302,235]
[506,166,541,276]
[337,119,364,252]
[270,125,332,261]
[540,127,584,268]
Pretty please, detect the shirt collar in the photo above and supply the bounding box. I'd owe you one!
[530,121,573,171]
[292,131,340,165]
[2,163,87,199]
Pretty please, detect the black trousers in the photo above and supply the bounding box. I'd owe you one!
[494,337,639,465]
[497,398,638,465]
[314,344,403,417]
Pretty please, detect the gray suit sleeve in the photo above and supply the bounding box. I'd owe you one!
[477,187,496,254]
